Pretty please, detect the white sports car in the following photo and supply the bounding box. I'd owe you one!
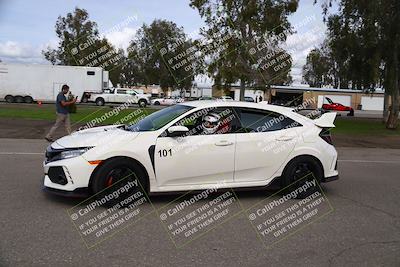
[43,101,338,198]
[151,97,184,106]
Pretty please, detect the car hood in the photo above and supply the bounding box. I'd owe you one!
[139,93,151,98]
[51,125,139,149]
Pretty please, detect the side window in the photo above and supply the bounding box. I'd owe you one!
[127,90,137,95]
[117,89,127,94]
[173,107,239,135]
[236,108,301,133]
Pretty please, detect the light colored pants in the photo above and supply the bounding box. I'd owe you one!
[46,113,71,139]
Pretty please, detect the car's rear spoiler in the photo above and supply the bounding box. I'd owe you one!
[313,112,337,128]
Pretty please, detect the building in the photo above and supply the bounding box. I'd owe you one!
[213,85,385,111]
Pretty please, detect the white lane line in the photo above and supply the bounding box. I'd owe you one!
[0,152,43,155]
[338,159,400,164]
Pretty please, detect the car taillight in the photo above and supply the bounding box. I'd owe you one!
[319,128,333,145]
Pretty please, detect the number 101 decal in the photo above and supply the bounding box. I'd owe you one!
[158,149,172,158]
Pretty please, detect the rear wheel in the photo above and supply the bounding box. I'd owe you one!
[24,96,33,103]
[95,97,105,106]
[5,95,14,103]
[14,95,24,103]
[91,158,148,207]
[281,156,323,199]
[154,101,160,106]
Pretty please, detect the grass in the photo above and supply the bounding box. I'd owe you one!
[0,103,399,135]
[0,104,157,125]
[332,118,400,136]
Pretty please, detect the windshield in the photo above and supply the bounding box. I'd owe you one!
[127,105,193,132]
[325,97,333,104]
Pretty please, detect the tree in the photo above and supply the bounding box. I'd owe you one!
[42,7,123,85]
[315,0,400,129]
[303,45,332,87]
[126,19,197,91]
[190,0,297,100]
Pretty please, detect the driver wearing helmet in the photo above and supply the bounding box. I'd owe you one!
[201,113,221,134]
[201,112,232,134]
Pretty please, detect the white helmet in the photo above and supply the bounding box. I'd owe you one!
[202,113,221,134]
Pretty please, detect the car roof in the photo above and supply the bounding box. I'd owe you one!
[178,100,314,126]
[179,100,294,113]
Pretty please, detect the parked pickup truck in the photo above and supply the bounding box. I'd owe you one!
[90,88,151,107]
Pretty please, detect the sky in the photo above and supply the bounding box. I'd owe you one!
[0,0,334,85]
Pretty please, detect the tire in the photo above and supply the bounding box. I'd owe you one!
[14,95,24,103]
[95,97,105,106]
[5,95,14,103]
[154,101,160,106]
[91,158,148,207]
[81,97,88,103]
[347,109,354,116]
[23,96,33,103]
[138,99,147,108]
[281,156,323,199]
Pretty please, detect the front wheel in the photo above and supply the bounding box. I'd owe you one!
[91,158,148,207]
[138,99,147,108]
[281,157,323,199]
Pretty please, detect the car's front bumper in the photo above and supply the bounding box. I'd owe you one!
[43,155,96,193]
[42,186,90,198]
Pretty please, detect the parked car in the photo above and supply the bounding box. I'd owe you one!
[218,96,234,101]
[244,96,255,102]
[89,88,151,107]
[271,99,288,106]
[151,96,184,106]
[322,97,354,116]
[43,101,339,200]
[198,96,216,101]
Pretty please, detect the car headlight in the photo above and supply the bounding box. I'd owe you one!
[60,148,91,160]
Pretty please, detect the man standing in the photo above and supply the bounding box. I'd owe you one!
[45,84,77,142]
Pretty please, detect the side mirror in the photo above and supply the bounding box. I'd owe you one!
[167,126,189,137]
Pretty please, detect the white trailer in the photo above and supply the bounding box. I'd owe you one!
[0,63,110,103]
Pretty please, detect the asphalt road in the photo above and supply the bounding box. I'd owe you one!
[0,138,399,266]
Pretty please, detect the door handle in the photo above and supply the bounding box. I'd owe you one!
[215,140,234,146]
[276,136,295,141]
